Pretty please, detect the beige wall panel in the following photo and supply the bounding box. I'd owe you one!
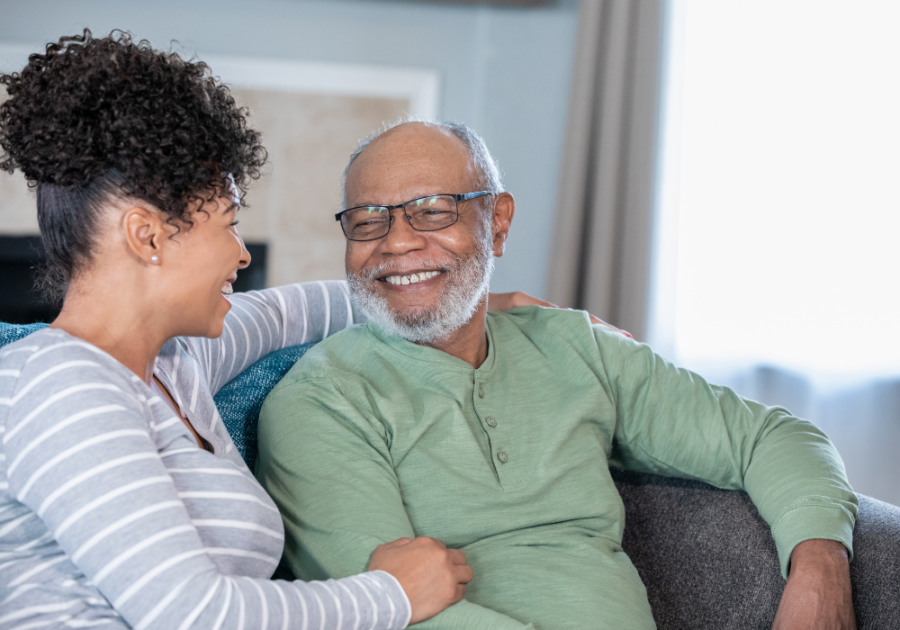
[233,90,409,286]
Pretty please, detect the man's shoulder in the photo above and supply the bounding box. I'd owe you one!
[489,305,595,340]
[272,323,377,390]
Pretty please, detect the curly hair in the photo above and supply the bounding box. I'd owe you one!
[0,29,267,300]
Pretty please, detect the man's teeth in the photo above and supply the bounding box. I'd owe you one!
[385,271,441,286]
[221,283,234,295]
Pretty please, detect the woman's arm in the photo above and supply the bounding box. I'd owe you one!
[187,280,363,395]
[3,338,410,630]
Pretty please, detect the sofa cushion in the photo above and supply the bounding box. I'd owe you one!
[214,343,316,470]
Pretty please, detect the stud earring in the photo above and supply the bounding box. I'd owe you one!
[151,255,159,263]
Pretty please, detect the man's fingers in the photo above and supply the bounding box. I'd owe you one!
[417,536,445,549]
[381,537,413,548]
[453,583,468,604]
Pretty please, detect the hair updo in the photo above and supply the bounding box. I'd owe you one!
[0,29,266,301]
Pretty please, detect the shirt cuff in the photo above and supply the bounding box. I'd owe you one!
[368,570,413,629]
[771,501,856,579]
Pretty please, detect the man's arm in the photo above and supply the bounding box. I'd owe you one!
[256,373,534,629]
[591,324,857,628]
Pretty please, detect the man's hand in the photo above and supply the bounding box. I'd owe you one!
[487,291,632,338]
[368,536,474,624]
[772,539,856,630]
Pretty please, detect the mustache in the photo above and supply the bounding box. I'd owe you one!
[350,257,461,283]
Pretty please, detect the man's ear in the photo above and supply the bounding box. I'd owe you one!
[491,192,515,257]
[122,205,167,265]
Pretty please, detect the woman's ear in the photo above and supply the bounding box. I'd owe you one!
[491,192,515,257]
[122,205,167,265]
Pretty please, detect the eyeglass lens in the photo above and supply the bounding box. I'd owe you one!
[341,194,458,240]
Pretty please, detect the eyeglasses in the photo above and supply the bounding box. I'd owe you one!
[335,191,492,242]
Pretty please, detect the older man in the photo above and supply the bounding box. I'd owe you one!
[256,120,857,630]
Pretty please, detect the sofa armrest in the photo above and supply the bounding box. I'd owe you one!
[612,468,900,630]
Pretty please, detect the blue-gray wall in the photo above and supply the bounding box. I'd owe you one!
[0,0,580,298]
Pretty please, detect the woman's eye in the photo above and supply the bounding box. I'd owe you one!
[230,221,240,227]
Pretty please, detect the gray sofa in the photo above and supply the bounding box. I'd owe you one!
[3,324,898,628]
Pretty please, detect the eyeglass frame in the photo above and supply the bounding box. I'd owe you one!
[334,191,493,242]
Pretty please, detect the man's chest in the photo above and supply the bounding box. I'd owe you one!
[373,346,626,547]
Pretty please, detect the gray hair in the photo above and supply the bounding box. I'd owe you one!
[340,116,504,209]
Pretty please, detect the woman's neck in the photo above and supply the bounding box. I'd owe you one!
[51,279,172,384]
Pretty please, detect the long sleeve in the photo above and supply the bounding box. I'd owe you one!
[0,333,409,630]
[257,375,535,630]
[593,324,858,577]
[187,280,364,396]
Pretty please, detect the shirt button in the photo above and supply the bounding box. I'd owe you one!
[497,451,509,464]
[485,416,497,427]
[478,385,485,398]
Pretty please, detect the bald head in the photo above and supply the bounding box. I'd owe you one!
[341,119,503,209]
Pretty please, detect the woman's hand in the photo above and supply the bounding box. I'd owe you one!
[487,292,632,338]
[368,536,474,625]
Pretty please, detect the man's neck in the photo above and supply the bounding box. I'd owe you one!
[418,298,489,368]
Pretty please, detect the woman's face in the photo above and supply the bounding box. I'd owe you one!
[161,192,250,339]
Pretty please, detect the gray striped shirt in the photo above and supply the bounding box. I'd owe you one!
[0,281,411,630]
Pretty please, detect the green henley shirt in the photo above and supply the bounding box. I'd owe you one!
[257,306,857,630]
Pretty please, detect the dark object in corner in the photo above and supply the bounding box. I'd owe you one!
[0,236,268,324]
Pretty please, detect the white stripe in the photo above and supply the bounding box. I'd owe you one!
[188,350,201,413]
[206,547,278,565]
[38,452,157,516]
[228,308,253,374]
[8,404,125,475]
[341,282,355,329]
[292,583,310,630]
[0,345,40,361]
[324,579,344,630]
[167,467,245,477]
[177,491,279,512]
[160,448,197,458]
[150,416,181,432]
[210,578,233,630]
[0,583,40,607]
[132,576,191,630]
[311,582,328,630]
[94,523,193,584]
[231,302,264,365]
[8,554,69,587]
[4,382,121,444]
[0,512,35,538]
[250,581,270,630]
[317,281,331,338]
[274,583,289,630]
[0,601,78,625]
[274,288,289,349]
[363,572,397,629]
[113,549,206,609]
[336,579,362,630]
[237,297,275,349]
[0,369,20,377]
[236,586,246,630]
[191,519,282,539]
[176,576,223,630]
[23,339,109,365]
[356,575,380,630]
[72,500,184,563]
[8,613,74,630]
[55,476,172,537]
[221,319,238,388]
[18,430,147,501]
[297,284,309,344]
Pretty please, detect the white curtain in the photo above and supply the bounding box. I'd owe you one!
[548,0,669,341]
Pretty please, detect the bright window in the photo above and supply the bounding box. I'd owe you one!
[653,0,900,380]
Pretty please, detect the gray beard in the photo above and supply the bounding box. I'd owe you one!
[347,229,495,345]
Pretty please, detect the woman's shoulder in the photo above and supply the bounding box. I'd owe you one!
[1,328,147,409]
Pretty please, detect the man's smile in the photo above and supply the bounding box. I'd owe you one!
[379,270,443,286]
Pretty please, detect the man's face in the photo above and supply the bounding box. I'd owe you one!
[343,124,499,342]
